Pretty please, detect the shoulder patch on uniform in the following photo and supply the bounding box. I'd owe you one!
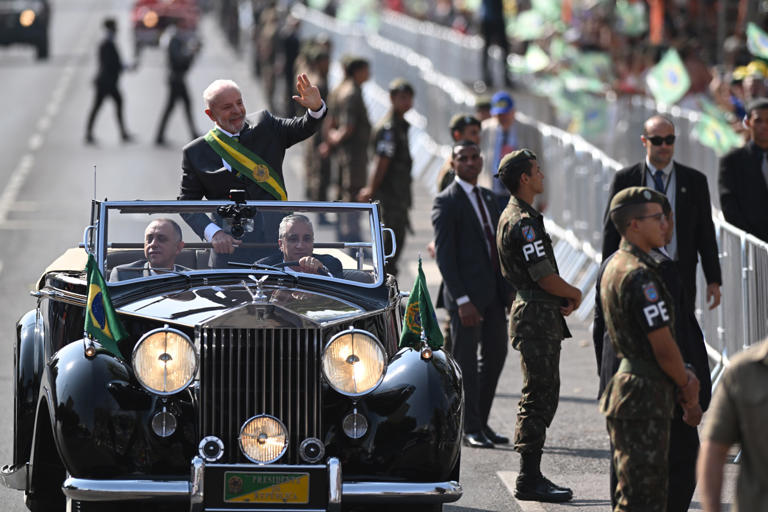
[522,225,536,242]
[643,283,658,302]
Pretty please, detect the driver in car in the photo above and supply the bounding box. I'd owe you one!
[258,214,343,277]
[110,218,189,281]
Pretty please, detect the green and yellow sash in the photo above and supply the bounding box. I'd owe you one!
[205,127,287,200]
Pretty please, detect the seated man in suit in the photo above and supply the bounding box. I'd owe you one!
[110,218,189,281]
[258,214,343,278]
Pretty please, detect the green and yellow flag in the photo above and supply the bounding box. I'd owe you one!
[399,258,443,349]
[646,49,690,105]
[84,254,128,359]
[205,128,287,201]
[747,22,768,60]
[693,114,743,156]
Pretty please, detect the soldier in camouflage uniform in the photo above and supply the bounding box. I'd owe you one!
[495,149,582,503]
[599,186,701,511]
[358,79,414,277]
[325,57,371,241]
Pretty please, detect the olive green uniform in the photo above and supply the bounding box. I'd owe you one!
[497,196,571,454]
[599,239,676,511]
[372,112,412,276]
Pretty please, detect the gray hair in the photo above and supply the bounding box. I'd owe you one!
[278,214,313,239]
[203,79,241,109]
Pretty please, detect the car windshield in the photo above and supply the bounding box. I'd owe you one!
[93,201,383,287]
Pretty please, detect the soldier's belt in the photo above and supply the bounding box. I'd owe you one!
[618,358,664,379]
[515,289,562,304]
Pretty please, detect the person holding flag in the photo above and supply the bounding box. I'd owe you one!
[85,254,128,359]
[179,76,326,267]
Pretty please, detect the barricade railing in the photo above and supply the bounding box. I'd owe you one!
[292,5,766,369]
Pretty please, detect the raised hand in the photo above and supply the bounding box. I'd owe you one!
[292,73,323,111]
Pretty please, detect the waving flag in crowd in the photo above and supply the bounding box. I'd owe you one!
[747,22,768,59]
[85,254,128,359]
[646,49,691,105]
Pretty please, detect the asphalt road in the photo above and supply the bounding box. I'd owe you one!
[0,1,737,511]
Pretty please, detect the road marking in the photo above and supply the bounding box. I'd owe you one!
[497,471,547,512]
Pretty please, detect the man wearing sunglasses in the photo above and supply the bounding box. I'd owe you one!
[601,114,722,320]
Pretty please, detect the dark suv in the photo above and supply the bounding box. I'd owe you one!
[0,0,50,59]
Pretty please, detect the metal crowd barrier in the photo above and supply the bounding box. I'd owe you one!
[292,5,766,367]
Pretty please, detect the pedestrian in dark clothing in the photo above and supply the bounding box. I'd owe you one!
[480,0,512,87]
[155,23,201,146]
[85,18,133,144]
[155,23,200,146]
[594,189,709,512]
[358,79,414,277]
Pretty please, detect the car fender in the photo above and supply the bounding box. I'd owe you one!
[14,309,45,466]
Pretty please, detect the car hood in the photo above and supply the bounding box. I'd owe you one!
[119,284,365,328]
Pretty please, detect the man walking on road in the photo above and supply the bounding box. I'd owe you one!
[432,140,513,451]
[600,187,701,511]
[495,149,581,503]
[85,18,134,144]
[602,114,721,316]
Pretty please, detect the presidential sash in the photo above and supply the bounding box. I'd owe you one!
[205,127,287,200]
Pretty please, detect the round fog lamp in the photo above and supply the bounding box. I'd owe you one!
[342,411,368,439]
[151,409,177,438]
[239,415,288,464]
[199,436,225,462]
[299,438,325,463]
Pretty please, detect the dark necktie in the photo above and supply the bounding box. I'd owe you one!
[473,187,500,270]
[653,169,665,192]
[762,152,768,187]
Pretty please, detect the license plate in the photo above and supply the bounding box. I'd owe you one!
[224,471,310,503]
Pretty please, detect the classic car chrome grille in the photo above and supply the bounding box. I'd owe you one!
[200,327,323,464]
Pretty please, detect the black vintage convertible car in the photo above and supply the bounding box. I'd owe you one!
[0,199,463,511]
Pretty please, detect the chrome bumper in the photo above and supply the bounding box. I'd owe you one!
[60,457,462,508]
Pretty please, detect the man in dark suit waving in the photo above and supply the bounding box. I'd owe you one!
[719,97,768,242]
[179,76,326,266]
[432,140,513,450]
[602,114,722,315]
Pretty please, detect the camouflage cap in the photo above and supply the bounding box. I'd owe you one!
[388,78,414,95]
[609,186,667,213]
[495,148,537,177]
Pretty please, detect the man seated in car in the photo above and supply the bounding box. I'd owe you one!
[259,214,343,277]
[110,218,189,281]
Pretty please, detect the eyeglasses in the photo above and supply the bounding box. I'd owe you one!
[646,135,676,146]
[635,212,667,223]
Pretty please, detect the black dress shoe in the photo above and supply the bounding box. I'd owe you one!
[514,475,573,503]
[482,425,509,444]
[463,431,494,449]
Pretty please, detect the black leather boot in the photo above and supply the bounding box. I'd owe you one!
[514,451,573,503]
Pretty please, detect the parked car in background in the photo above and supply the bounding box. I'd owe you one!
[132,0,199,55]
[0,0,50,59]
[0,198,463,511]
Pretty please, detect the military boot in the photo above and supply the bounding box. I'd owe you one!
[514,451,573,503]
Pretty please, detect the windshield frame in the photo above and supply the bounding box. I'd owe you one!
[87,200,386,288]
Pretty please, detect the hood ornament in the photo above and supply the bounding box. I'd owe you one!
[243,275,269,303]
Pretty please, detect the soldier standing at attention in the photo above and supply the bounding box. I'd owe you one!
[495,149,582,503]
[358,79,414,277]
[600,186,701,510]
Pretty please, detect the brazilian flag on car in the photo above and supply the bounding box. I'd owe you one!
[84,254,127,359]
[399,257,444,349]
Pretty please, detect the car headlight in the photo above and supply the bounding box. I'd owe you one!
[322,329,385,396]
[132,327,197,395]
[19,10,36,27]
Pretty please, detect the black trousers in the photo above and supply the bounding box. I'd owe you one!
[609,409,699,511]
[156,79,198,142]
[86,82,127,137]
[449,297,507,433]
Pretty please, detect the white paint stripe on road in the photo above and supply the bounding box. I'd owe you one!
[0,155,34,224]
[497,471,547,512]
